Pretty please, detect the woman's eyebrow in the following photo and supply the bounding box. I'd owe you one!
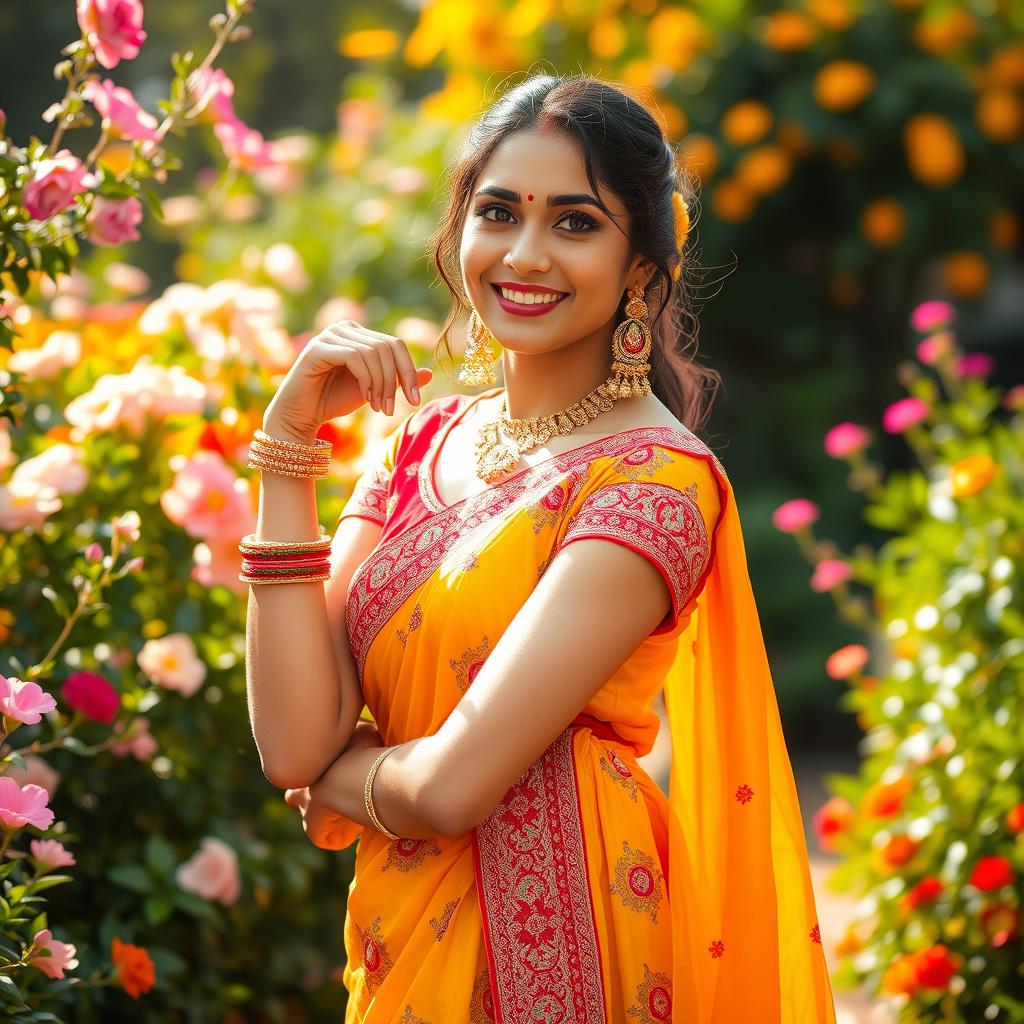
[473,185,604,211]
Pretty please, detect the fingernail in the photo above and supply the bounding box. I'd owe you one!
[386,397,394,416]
[411,385,420,404]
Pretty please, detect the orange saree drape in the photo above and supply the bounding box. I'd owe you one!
[330,388,836,1023]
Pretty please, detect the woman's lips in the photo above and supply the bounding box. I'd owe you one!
[491,284,568,317]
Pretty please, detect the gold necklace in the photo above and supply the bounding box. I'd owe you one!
[473,380,620,483]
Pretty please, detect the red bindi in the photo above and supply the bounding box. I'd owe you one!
[527,194,533,201]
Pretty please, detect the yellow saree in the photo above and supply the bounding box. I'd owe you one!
[333,387,836,1023]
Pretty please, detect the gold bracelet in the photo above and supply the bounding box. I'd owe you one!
[239,528,332,551]
[364,745,401,841]
[254,428,332,455]
[247,455,330,480]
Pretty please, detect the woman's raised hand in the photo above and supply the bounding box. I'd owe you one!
[263,319,434,442]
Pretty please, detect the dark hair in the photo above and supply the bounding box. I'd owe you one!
[426,71,721,434]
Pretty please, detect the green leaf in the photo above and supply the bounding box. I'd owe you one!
[40,586,70,619]
[143,894,174,925]
[144,835,176,877]
[27,874,73,893]
[108,863,152,893]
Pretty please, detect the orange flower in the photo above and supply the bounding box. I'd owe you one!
[942,250,989,298]
[813,60,875,111]
[735,145,792,194]
[825,643,869,680]
[863,774,913,819]
[881,953,921,996]
[680,134,719,182]
[0,608,14,645]
[762,10,816,50]
[988,43,1024,89]
[813,796,855,853]
[861,198,905,247]
[721,100,773,146]
[903,113,963,186]
[979,902,1020,948]
[877,834,919,869]
[777,118,814,156]
[711,179,755,222]
[912,9,976,55]
[989,210,1019,250]
[1007,801,1024,832]
[111,937,156,999]
[834,923,863,957]
[647,8,708,71]
[807,0,856,31]
[950,454,997,498]
[976,89,1024,143]
[589,17,627,59]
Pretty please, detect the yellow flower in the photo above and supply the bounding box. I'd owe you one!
[975,89,1024,143]
[721,100,773,146]
[761,11,816,50]
[589,16,626,58]
[860,198,905,247]
[735,145,792,194]
[903,113,963,186]
[950,454,997,498]
[942,250,989,298]
[813,60,875,111]
[337,29,400,59]
[711,179,755,222]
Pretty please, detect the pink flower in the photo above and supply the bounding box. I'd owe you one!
[7,329,82,379]
[137,633,206,696]
[176,836,240,905]
[955,353,995,378]
[160,450,255,540]
[0,777,55,831]
[30,838,76,870]
[0,480,62,533]
[916,332,953,365]
[825,643,869,680]
[23,150,98,221]
[81,78,161,142]
[61,670,120,725]
[113,510,141,542]
[882,396,929,434]
[110,716,157,760]
[811,559,852,592]
[76,0,146,69]
[10,444,89,496]
[85,542,104,563]
[213,117,275,172]
[1004,384,1024,412]
[823,422,871,459]
[192,538,249,594]
[1,755,61,798]
[26,928,79,979]
[186,67,237,124]
[0,675,58,726]
[772,498,820,533]
[86,195,143,246]
[911,300,953,333]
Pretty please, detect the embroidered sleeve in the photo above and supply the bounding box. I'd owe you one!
[558,450,722,635]
[337,421,408,527]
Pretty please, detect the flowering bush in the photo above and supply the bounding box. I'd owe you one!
[775,300,1023,1020]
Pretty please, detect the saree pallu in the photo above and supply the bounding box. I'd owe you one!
[333,388,836,1023]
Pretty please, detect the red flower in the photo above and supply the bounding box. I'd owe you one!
[914,945,960,990]
[969,855,1014,892]
[61,670,120,725]
[813,796,854,853]
[1006,802,1024,832]
[900,876,943,913]
[863,774,913,818]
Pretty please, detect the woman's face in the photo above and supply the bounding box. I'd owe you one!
[460,127,652,355]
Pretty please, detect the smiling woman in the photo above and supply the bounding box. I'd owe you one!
[257,72,836,1024]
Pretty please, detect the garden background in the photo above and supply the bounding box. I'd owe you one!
[0,0,1021,1020]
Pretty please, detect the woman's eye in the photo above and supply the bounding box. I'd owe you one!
[474,204,597,233]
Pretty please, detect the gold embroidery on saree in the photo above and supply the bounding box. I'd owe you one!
[381,837,442,873]
[397,1005,431,1024]
[396,602,423,646]
[469,967,497,1023]
[599,747,640,803]
[610,840,665,924]
[612,443,674,481]
[429,897,461,941]
[449,638,492,692]
[626,962,673,1022]
[352,915,394,995]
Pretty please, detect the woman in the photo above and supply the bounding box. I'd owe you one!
[244,74,837,1022]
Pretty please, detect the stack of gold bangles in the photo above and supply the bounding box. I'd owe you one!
[238,427,336,585]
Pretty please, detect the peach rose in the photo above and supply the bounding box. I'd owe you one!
[10,443,88,496]
[160,450,255,541]
[137,633,206,696]
[0,480,63,533]
[7,330,82,379]
[26,929,79,980]
[176,836,241,905]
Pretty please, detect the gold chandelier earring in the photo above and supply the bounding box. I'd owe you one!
[607,284,652,398]
[457,307,502,386]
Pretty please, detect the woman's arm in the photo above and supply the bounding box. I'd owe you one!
[310,536,674,838]
[244,415,382,791]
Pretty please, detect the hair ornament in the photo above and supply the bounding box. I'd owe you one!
[670,189,690,282]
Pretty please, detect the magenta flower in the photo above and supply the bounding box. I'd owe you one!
[911,300,953,333]
[772,498,820,533]
[882,396,929,434]
[0,778,55,831]
[811,559,852,592]
[823,422,870,459]
[76,0,146,69]
[916,332,953,365]
[86,195,143,246]
[955,352,995,379]
[85,542,104,563]
[61,670,120,725]
[213,117,276,172]
[187,67,237,125]
[80,78,161,142]
[30,838,77,870]
[0,675,58,726]
[23,150,98,221]
[26,929,79,979]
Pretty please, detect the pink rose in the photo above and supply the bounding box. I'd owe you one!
[23,150,98,221]
[7,329,82,380]
[186,67,237,124]
[0,675,58,726]
[26,929,79,979]
[113,510,142,542]
[213,117,275,171]
[192,538,249,594]
[1,755,61,798]
[911,300,953,333]
[80,78,160,142]
[86,195,143,246]
[825,643,869,680]
[916,332,953,365]
[0,480,62,533]
[10,443,89,496]
[882,396,929,434]
[955,353,995,379]
[61,670,120,725]
[823,422,870,459]
[160,450,255,540]
[30,838,77,870]
[810,559,853,592]
[0,777,55,831]
[110,716,157,760]
[771,498,820,533]
[137,633,206,696]
[176,836,240,905]
[76,0,146,69]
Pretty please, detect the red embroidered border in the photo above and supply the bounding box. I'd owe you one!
[472,727,607,1024]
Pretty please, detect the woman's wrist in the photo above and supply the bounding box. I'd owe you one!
[261,414,320,447]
